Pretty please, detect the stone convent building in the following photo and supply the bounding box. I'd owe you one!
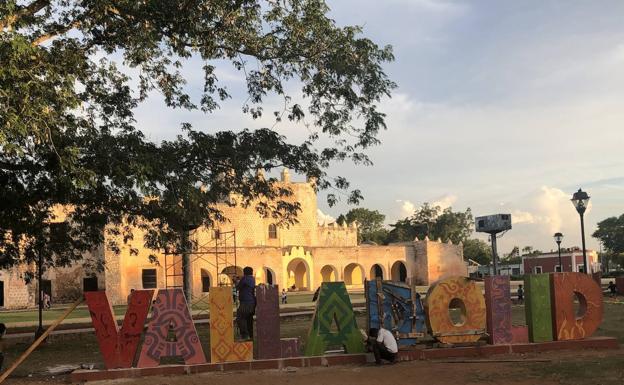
[0,170,467,308]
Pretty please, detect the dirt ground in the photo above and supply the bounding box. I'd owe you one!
[4,349,624,385]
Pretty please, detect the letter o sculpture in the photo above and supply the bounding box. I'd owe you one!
[425,276,486,344]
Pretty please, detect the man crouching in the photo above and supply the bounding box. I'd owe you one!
[368,327,398,365]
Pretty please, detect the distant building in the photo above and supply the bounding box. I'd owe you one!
[0,170,467,309]
[522,249,599,274]
[476,263,523,277]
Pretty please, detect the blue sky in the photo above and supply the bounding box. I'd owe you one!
[133,0,624,253]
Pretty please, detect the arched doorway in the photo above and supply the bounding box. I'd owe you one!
[264,267,276,286]
[370,264,384,280]
[286,258,309,290]
[220,266,243,284]
[320,265,337,282]
[201,269,211,292]
[344,263,364,286]
[391,261,407,282]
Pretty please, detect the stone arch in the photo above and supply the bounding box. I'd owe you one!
[369,264,385,280]
[344,263,365,286]
[391,261,407,282]
[220,265,243,285]
[320,265,338,282]
[200,268,212,292]
[286,258,310,290]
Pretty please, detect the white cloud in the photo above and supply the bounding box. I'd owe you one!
[396,200,416,218]
[317,209,336,225]
[432,194,458,210]
[511,210,535,224]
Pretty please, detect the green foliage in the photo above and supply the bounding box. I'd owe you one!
[462,238,492,265]
[386,203,473,244]
[0,0,395,269]
[593,214,624,255]
[343,207,387,244]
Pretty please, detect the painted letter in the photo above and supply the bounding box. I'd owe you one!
[256,285,299,359]
[484,275,512,344]
[524,274,553,342]
[304,282,364,356]
[550,272,603,341]
[366,279,425,346]
[209,286,253,363]
[137,289,206,367]
[425,276,486,344]
[85,290,153,369]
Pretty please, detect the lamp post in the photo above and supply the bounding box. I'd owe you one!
[554,232,564,272]
[571,189,590,274]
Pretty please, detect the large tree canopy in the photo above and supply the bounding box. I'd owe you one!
[0,0,395,269]
[343,207,387,244]
[387,203,473,245]
[593,214,624,270]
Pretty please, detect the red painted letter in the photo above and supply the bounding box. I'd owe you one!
[85,290,153,369]
[550,272,603,340]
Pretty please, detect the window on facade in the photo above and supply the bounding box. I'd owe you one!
[534,266,542,274]
[213,229,221,239]
[268,224,277,239]
[577,265,585,273]
[555,265,562,272]
[142,269,157,289]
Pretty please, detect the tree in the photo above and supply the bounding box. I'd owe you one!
[343,208,387,244]
[386,203,473,244]
[593,214,624,255]
[462,238,492,265]
[0,1,395,270]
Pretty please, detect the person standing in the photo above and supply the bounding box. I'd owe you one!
[368,327,398,365]
[234,267,256,340]
[281,289,287,304]
[517,284,524,304]
[607,281,617,298]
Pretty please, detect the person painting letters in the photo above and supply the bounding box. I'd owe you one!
[234,266,256,340]
[368,327,398,365]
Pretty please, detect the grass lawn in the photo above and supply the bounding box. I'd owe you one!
[0,291,365,327]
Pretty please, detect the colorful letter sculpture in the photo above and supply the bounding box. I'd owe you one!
[425,276,486,344]
[366,279,425,346]
[304,282,364,356]
[484,276,512,344]
[137,289,206,367]
[256,285,299,359]
[209,286,253,363]
[85,290,153,369]
[550,272,603,341]
[524,274,553,342]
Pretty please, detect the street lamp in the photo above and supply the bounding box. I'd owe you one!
[571,188,590,274]
[554,232,564,272]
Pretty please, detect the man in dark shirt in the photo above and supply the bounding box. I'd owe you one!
[234,266,256,340]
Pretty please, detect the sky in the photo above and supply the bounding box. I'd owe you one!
[132,0,624,254]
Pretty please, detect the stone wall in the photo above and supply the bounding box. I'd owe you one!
[0,265,35,309]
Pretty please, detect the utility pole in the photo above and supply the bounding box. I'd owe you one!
[490,234,498,276]
[35,247,44,339]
